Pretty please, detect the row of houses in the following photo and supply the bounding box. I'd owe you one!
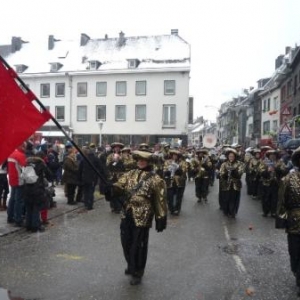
[0,30,192,147]
[190,45,300,149]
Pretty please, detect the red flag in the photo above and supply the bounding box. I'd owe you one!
[0,59,51,164]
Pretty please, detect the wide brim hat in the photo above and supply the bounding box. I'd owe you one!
[162,143,170,149]
[222,144,231,148]
[111,142,124,149]
[251,148,261,154]
[121,147,131,153]
[138,143,150,150]
[260,146,273,151]
[132,150,154,162]
[196,148,209,154]
[265,149,280,158]
[225,147,238,156]
[231,143,241,148]
[292,146,300,167]
[169,149,182,156]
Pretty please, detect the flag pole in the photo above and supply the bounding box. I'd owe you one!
[0,55,110,185]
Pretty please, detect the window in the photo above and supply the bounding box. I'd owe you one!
[263,121,270,134]
[40,83,50,97]
[128,59,139,69]
[55,83,65,97]
[135,105,146,121]
[89,60,101,70]
[116,81,126,96]
[96,82,107,97]
[77,82,87,97]
[273,97,278,110]
[164,80,175,95]
[55,106,65,121]
[288,80,292,96]
[272,120,278,131]
[263,99,267,111]
[96,105,106,121]
[267,98,270,111]
[40,106,50,113]
[77,106,87,121]
[163,104,176,127]
[50,62,63,72]
[136,81,146,96]
[281,86,286,102]
[115,105,126,121]
[248,124,253,135]
[15,64,28,73]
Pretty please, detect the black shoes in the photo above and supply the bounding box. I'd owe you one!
[130,277,142,285]
[125,268,131,275]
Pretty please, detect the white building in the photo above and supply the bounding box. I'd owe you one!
[1,30,191,147]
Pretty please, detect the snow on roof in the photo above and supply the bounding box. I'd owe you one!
[3,34,190,74]
[192,123,205,133]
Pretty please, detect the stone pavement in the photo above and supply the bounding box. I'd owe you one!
[0,185,104,237]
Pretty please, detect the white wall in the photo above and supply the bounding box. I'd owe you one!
[23,70,190,136]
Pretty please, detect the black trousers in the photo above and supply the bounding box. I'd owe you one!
[167,186,185,213]
[261,184,278,215]
[288,234,300,286]
[222,189,240,217]
[195,177,209,199]
[120,213,150,278]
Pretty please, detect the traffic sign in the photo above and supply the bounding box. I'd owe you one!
[279,123,292,133]
[278,133,292,144]
[282,107,291,115]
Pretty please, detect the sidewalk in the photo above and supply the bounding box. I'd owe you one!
[0,185,103,237]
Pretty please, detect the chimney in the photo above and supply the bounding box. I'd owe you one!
[117,31,126,47]
[285,46,291,54]
[48,35,55,50]
[171,29,179,36]
[80,33,90,46]
[105,34,108,40]
[275,55,284,70]
[11,37,22,53]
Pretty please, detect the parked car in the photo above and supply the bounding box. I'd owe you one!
[284,138,300,150]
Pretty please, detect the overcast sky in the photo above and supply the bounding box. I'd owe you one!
[1,0,300,121]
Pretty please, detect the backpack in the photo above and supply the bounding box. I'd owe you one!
[22,164,39,184]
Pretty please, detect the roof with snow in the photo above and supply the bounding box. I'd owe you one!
[0,32,190,74]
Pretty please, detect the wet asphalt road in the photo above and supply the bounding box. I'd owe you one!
[0,178,298,300]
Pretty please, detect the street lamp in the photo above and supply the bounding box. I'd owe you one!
[98,121,104,147]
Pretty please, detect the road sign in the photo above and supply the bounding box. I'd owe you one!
[282,107,291,115]
[279,123,292,133]
[278,133,292,144]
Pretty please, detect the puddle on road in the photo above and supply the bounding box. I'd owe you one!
[0,287,39,300]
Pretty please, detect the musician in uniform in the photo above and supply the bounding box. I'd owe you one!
[248,149,261,199]
[121,147,136,172]
[259,149,287,217]
[106,142,125,213]
[163,149,187,215]
[191,148,212,203]
[108,150,167,285]
[277,146,300,297]
[152,144,165,178]
[219,148,244,218]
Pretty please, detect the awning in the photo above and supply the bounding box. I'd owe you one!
[36,131,65,137]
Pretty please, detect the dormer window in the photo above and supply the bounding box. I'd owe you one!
[128,59,140,69]
[50,62,63,72]
[15,64,28,73]
[89,60,101,70]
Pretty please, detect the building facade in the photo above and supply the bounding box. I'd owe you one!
[0,30,191,147]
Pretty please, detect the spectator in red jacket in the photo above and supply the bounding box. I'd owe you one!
[7,142,27,226]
